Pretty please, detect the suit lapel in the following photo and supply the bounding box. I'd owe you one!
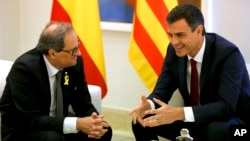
[38,54,53,111]
[178,57,190,102]
[200,35,215,92]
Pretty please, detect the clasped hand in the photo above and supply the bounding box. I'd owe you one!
[129,96,184,127]
[77,112,109,139]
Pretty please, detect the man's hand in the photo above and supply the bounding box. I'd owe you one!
[129,95,151,127]
[143,98,185,127]
[76,112,109,139]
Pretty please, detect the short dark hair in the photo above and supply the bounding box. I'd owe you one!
[37,21,73,55]
[166,4,205,35]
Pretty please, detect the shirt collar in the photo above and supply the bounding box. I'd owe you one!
[187,37,206,63]
[43,55,60,77]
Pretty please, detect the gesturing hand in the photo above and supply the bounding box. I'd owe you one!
[129,95,151,127]
[143,98,185,127]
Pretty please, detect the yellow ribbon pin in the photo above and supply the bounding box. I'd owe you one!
[64,72,69,85]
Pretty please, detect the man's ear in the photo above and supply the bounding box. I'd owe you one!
[196,25,203,35]
[48,49,57,59]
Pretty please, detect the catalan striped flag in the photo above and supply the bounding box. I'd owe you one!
[51,0,107,98]
[128,0,178,92]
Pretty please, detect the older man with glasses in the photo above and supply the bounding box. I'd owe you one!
[0,21,112,141]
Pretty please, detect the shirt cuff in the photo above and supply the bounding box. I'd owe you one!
[147,99,155,110]
[63,117,78,134]
[183,107,195,122]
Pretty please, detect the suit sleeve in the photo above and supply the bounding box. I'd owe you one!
[0,55,64,133]
[69,56,97,117]
[148,44,179,108]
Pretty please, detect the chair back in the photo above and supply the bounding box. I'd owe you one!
[0,60,13,139]
[0,60,13,97]
[246,64,250,77]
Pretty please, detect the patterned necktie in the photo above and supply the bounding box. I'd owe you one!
[190,59,199,106]
[55,71,63,117]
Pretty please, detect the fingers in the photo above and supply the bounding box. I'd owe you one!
[102,121,109,127]
[143,98,168,127]
[129,97,170,128]
[130,95,152,126]
[153,98,165,106]
[88,124,108,139]
[88,120,109,139]
[145,109,157,115]
[141,95,147,102]
[130,109,141,125]
[143,109,158,127]
[129,107,144,125]
[91,112,98,117]
[132,112,137,124]
[129,95,148,115]
[88,129,107,139]
[144,98,167,116]
[97,114,105,119]
[129,107,137,116]
[90,112,105,125]
[137,116,146,127]
[143,114,161,127]
[130,110,146,127]
[76,114,110,139]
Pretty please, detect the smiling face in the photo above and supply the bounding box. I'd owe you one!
[167,19,204,58]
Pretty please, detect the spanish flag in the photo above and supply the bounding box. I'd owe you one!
[128,0,178,92]
[51,0,107,98]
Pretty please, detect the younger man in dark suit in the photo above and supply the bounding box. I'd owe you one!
[130,4,250,141]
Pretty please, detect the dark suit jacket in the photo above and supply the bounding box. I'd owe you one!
[0,48,97,140]
[148,33,250,124]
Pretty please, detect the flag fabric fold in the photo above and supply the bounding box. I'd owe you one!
[51,0,107,98]
[128,0,178,92]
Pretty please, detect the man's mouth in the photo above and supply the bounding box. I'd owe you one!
[174,45,184,50]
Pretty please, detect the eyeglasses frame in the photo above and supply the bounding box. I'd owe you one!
[60,46,79,56]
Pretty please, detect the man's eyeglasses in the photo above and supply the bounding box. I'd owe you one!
[60,47,79,56]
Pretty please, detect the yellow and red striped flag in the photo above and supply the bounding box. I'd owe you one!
[51,0,107,98]
[128,0,178,92]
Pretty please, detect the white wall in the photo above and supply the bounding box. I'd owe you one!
[0,0,250,111]
[211,0,250,62]
[19,0,52,53]
[0,0,21,60]
[101,30,149,110]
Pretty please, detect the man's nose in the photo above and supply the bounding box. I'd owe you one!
[170,36,179,45]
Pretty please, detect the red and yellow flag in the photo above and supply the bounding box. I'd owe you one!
[51,0,107,98]
[129,0,178,92]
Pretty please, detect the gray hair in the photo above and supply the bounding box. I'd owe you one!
[37,21,73,54]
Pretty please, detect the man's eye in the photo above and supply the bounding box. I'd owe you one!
[177,34,185,37]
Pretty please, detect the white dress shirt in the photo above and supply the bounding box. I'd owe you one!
[43,56,78,133]
[148,37,206,122]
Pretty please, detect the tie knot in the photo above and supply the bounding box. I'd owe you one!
[56,71,62,81]
[56,70,62,77]
[190,59,196,66]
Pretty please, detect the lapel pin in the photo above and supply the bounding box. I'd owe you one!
[64,72,69,85]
